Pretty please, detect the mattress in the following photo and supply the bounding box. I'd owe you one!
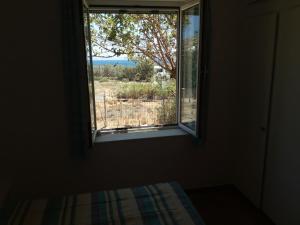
[1,182,205,225]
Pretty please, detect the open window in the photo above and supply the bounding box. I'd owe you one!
[179,1,204,138]
[81,0,207,141]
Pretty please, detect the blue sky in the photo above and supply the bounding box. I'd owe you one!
[183,15,200,39]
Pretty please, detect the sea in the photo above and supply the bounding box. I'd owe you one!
[93,59,136,67]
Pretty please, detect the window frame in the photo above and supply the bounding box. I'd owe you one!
[82,1,208,141]
[178,0,206,139]
[88,7,181,134]
[83,2,98,137]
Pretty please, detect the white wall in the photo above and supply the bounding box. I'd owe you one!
[234,1,300,224]
[235,8,278,207]
[0,0,239,199]
[262,5,300,225]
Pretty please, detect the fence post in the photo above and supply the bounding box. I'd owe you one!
[104,92,107,127]
[163,98,166,123]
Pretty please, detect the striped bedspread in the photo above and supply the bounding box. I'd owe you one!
[1,182,205,225]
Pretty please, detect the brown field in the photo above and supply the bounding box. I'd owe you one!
[94,81,175,130]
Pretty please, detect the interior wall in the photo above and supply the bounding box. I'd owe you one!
[0,0,239,199]
[234,0,300,210]
[261,5,300,225]
[234,6,278,207]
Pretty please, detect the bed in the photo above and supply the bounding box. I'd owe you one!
[1,182,206,225]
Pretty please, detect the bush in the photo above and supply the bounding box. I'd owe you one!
[157,98,177,125]
[92,60,155,81]
[116,80,176,100]
[119,67,137,81]
[135,60,154,81]
[116,82,157,99]
[155,79,176,99]
[93,76,109,82]
[93,65,125,80]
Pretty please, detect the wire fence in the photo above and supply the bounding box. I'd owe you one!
[95,91,176,130]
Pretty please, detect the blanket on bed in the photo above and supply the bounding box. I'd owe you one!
[1,182,205,225]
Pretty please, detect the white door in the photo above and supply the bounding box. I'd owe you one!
[262,6,300,225]
[236,12,278,207]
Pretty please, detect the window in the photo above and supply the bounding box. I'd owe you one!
[179,3,202,136]
[89,9,178,133]
[82,0,207,140]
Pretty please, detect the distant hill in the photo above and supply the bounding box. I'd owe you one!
[93,59,136,67]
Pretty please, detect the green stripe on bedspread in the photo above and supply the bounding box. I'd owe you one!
[3,182,205,225]
[133,186,162,225]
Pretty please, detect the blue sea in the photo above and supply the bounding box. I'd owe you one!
[93,59,136,67]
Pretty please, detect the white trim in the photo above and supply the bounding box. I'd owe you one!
[178,7,183,128]
[178,2,201,137]
[178,123,197,136]
[175,11,181,125]
[83,0,89,8]
[95,128,188,143]
[87,0,186,7]
[89,7,179,12]
[181,0,200,11]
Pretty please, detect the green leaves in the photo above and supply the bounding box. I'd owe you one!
[89,12,178,78]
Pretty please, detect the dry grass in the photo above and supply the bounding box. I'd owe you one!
[94,81,176,129]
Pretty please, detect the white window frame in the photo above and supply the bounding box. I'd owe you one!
[83,0,207,141]
[178,0,205,138]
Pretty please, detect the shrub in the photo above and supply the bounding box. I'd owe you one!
[116,80,176,100]
[119,67,137,81]
[157,98,177,125]
[93,76,109,82]
[93,65,127,80]
[116,82,157,99]
[92,60,155,82]
[156,79,176,99]
[135,60,154,81]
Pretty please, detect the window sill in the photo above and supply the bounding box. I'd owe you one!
[95,127,188,143]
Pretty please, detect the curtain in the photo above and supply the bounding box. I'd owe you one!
[61,0,92,158]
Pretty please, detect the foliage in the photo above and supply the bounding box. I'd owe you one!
[120,67,137,81]
[116,79,176,100]
[93,64,123,78]
[157,98,177,125]
[182,49,198,98]
[116,82,158,99]
[154,78,176,99]
[93,76,109,82]
[90,13,177,78]
[135,59,154,81]
[93,60,155,81]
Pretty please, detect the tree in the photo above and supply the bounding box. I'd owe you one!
[90,13,177,79]
[136,59,154,81]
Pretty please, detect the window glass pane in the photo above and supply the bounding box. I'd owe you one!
[180,4,200,132]
[83,8,96,132]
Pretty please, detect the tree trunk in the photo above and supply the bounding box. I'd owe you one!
[170,69,176,79]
